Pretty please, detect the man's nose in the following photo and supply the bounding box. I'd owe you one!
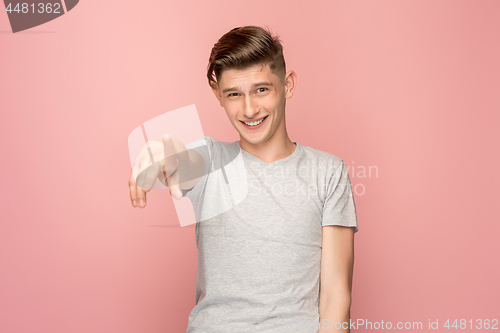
[242,96,260,118]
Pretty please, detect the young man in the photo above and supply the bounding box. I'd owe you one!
[129,26,358,333]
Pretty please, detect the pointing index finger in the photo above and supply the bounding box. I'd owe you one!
[162,134,178,177]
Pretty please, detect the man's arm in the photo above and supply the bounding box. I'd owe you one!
[318,225,355,332]
[157,137,206,191]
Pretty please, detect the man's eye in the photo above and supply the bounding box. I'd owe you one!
[257,88,267,93]
[228,93,238,97]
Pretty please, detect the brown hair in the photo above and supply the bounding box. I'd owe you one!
[206,25,286,90]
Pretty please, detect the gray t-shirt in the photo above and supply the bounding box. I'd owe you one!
[181,136,358,333]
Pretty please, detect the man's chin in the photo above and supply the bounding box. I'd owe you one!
[240,135,267,146]
[235,125,269,145]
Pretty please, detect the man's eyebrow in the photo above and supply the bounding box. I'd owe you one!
[222,81,274,94]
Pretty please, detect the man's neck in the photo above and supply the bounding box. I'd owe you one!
[239,132,296,164]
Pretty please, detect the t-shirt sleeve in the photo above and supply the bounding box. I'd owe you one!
[179,136,212,202]
[321,159,359,233]
[178,136,243,225]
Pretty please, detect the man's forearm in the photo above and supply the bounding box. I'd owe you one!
[177,147,205,189]
[318,292,351,332]
[157,139,206,190]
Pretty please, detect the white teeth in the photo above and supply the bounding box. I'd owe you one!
[244,116,266,126]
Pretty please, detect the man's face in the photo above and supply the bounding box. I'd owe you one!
[212,63,295,146]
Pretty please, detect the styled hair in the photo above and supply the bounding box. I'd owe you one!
[207,25,286,89]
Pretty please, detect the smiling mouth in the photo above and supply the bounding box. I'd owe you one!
[240,115,268,126]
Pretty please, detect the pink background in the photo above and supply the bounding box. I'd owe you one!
[1,1,499,332]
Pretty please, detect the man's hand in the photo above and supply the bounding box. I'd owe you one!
[129,134,187,208]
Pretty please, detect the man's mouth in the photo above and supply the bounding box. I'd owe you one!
[240,115,268,127]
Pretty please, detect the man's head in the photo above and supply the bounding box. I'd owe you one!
[207,25,297,147]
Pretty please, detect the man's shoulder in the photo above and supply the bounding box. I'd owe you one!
[185,135,239,151]
[192,135,238,145]
[299,143,344,167]
[188,136,240,167]
[203,136,240,152]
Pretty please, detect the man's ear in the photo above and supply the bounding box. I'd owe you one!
[284,70,297,98]
[210,82,223,107]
